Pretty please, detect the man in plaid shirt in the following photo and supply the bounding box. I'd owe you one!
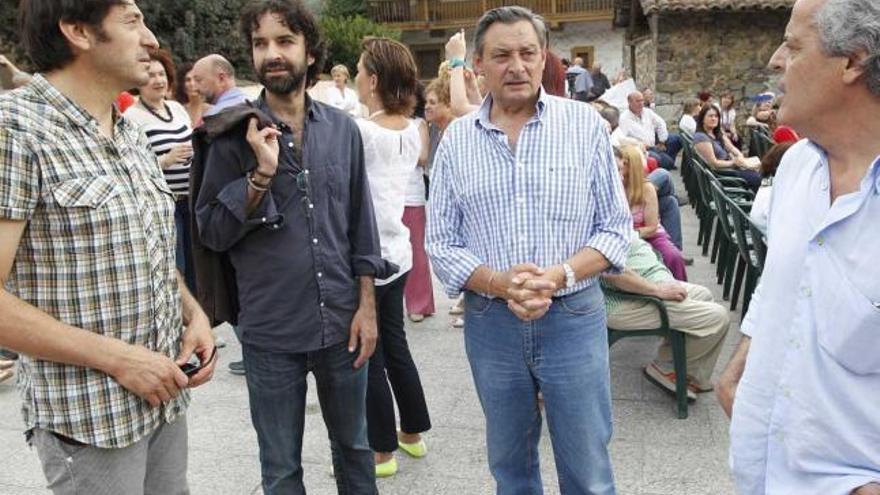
[0,1,215,493]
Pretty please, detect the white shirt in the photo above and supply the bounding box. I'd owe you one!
[356,118,421,285]
[748,182,772,235]
[325,86,361,117]
[619,108,668,147]
[730,140,880,495]
[678,114,697,136]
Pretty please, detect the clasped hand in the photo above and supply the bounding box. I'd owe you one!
[494,264,564,322]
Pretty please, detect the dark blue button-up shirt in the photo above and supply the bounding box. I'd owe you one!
[195,95,393,352]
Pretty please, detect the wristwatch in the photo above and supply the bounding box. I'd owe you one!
[562,263,576,289]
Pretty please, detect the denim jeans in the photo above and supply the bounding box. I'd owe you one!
[647,170,683,249]
[464,284,616,495]
[648,148,675,170]
[243,342,377,495]
[665,133,683,161]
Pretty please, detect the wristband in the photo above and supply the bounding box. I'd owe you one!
[448,57,467,69]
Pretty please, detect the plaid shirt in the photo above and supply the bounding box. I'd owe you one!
[0,75,188,448]
[426,89,632,298]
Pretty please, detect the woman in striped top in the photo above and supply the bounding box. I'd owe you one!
[125,49,197,292]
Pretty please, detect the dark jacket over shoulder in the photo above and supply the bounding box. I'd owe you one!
[191,97,395,351]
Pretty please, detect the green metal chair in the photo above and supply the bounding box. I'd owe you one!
[606,288,690,419]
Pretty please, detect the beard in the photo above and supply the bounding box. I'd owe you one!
[258,59,307,95]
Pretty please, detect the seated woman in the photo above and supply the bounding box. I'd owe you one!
[694,104,762,192]
[750,142,794,235]
[678,98,701,136]
[616,145,688,281]
[719,91,740,148]
[746,92,776,130]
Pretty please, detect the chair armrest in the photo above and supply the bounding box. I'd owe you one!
[603,287,670,330]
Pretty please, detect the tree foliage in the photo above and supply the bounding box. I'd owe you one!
[0,0,396,81]
[320,15,400,75]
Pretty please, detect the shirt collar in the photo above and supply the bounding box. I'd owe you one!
[475,87,549,132]
[255,89,324,125]
[806,139,880,195]
[30,73,131,136]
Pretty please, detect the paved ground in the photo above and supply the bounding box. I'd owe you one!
[0,171,744,494]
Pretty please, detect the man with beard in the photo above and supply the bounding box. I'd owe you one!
[0,1,215,493]
[194,0,390,493]
[192,54,249,117]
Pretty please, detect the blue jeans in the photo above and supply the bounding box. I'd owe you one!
[244,342,377,495]
[464,284,616,495]
[647,170,683,249]
[648,148,675,170]
[665,133,683,161]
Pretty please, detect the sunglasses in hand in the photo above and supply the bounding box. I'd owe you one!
[179,346,218,378]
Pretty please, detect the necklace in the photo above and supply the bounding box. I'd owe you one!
[369,109,386,120]
[140,100,173,123]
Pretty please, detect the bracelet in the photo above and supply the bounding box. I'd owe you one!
[448,57,467,69]
[252,168,276,179]
[247,173,270,192]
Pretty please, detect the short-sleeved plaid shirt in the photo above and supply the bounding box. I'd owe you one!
[0,75,189,448]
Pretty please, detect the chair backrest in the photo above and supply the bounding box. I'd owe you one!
[728,198,758,269]
[707,180,736,243]
[747,217,768,271]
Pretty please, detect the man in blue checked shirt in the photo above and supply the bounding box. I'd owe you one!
[426,7,631,494]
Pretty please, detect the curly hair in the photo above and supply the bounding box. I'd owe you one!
[239,0,326,88]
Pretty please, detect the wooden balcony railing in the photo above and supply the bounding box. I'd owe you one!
[368,0,614,29]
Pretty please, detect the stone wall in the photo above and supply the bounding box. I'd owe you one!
[648,10,788,124]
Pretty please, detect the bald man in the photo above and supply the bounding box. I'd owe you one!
[192,54,248,117]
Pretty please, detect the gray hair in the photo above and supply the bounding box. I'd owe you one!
[815,0,880,96]
[474,6,547,57]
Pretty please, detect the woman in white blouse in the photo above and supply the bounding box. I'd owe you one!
[354,37,431,478]
[326,64,361,116]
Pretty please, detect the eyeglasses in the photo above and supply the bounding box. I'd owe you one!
[179,346,218,377]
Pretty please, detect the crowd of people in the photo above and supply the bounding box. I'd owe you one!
[0,0,878,494]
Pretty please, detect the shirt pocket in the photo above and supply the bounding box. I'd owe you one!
[543,164,588,222]
[813,258,880,375]
[49,176,123,257]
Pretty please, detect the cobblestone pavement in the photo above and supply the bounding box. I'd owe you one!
[0,171,742,494]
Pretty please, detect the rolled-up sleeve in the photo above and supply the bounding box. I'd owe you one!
[347,124,397,279]
[425,138,484,297]
[586,124,632,273]
[195,136,282,252]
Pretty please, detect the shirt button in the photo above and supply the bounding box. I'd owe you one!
[516,162,524,168]
[516,196,525,204]
[320,301,325,307]
[308,203,314,209]
[820,182,829,191]
[288,142,294,148]
[312,238,318,244]
[317,272,323,278]
[816,236,824,246]
[801,286,812,297]
[261,217,267,223]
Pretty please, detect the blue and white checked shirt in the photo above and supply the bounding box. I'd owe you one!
[426,89,631,298]
[730,140,880,494]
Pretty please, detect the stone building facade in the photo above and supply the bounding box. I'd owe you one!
[400,20,626,80]
[620,0,794,128]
